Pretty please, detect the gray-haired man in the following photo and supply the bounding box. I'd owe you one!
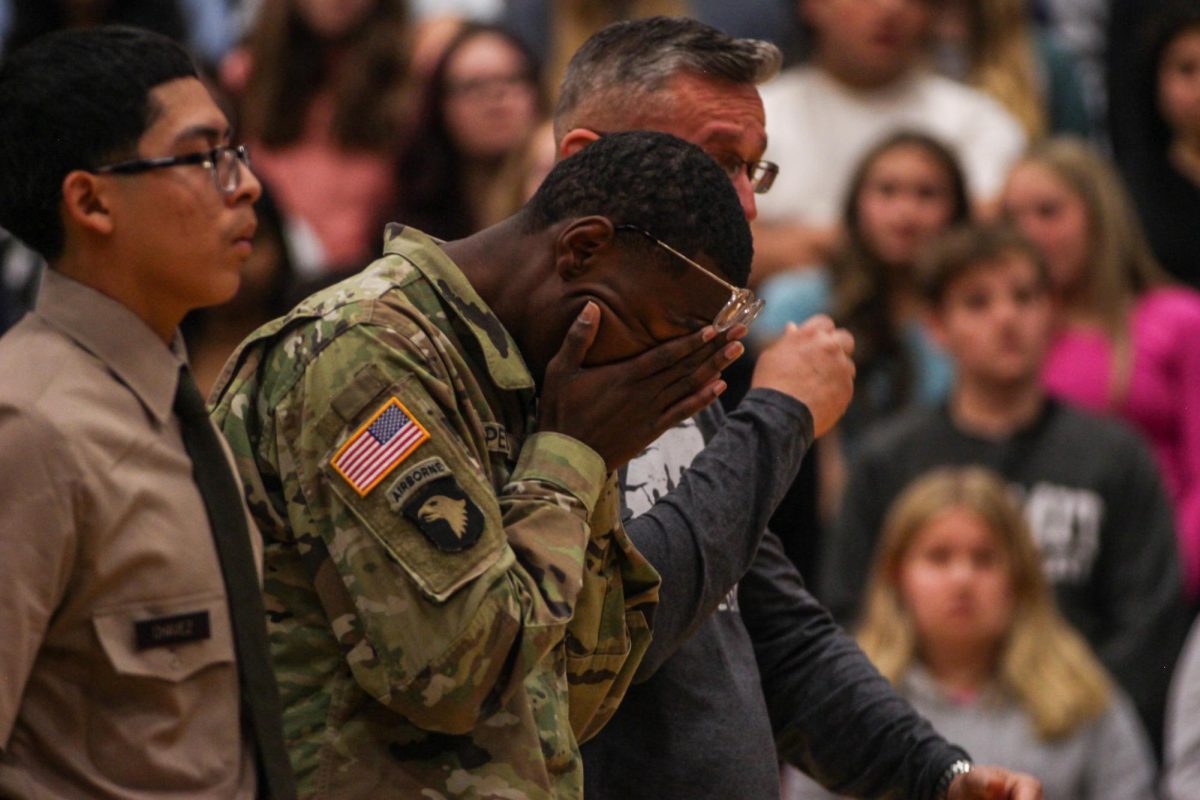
[552,17,1042,800]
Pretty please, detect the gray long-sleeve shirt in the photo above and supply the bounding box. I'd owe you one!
[784,666,1157,800]
[582,388,966,799]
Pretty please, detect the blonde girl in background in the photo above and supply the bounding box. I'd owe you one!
[783,467,1155,800]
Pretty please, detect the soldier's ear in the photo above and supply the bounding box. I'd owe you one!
[553,216,616,281]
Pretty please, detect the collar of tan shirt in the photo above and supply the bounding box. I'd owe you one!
[33,269,188,426]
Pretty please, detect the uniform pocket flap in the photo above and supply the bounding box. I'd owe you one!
[92,594,235,683]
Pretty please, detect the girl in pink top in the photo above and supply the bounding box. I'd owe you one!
[1003,138,1200,599]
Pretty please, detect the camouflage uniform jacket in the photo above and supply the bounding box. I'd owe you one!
[210,225,661,799]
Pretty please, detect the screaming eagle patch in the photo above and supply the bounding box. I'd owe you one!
[399,473,485,553]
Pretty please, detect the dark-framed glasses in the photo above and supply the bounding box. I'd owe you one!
[615,224,763,332]
[585,129,778,195]
[94,145,251,197]
[721,158,778,195]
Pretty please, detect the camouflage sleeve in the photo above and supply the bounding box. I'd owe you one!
[237,321,609,735]
[562,476,660,742]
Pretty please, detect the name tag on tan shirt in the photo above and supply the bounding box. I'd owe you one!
[135,611,211,650]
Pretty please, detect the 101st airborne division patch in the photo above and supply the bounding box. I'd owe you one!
[386,456,485,552]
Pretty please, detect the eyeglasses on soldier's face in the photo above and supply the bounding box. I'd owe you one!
[614,224,763,332]
[93,145,252,198]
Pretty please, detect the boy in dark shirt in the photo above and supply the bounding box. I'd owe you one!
[824,222,1185,753]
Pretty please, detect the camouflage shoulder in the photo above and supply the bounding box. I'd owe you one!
[210,255,425,412]
[292,254,424,319]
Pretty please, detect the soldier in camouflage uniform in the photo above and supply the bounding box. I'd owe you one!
[210,132,756,798]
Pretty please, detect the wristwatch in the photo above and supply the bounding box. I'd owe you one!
[935,759,973,799]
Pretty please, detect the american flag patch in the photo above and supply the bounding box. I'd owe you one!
[331,397,430,496]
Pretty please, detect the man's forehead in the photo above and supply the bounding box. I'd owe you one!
[693,118,767,156]
[648,74,767,153]
[144,77,230,148]
[563,74,766,149]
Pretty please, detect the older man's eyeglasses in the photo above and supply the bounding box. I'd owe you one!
[719,157,778,195]
[94,145,251,197]
[585,129,778,195]
[615,224,763,332]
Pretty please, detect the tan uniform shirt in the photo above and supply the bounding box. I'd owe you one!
[0,270,258,799]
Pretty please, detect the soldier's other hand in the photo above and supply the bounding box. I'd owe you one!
[750,315,854,439]
[948,765,1042,800]
[538,302,742,472]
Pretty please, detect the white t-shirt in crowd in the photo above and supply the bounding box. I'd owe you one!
[757,66,1027,226]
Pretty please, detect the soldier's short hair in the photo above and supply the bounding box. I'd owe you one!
[524,130,752,287]
[917,222,1050,307]
[554,16,781,139]
[0,26,198,261]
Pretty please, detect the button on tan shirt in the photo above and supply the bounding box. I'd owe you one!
[0,270,258,799]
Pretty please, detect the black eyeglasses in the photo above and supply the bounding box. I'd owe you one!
[715,156,778,195]
[587,129,778,195]
[94,145,251,197]
[615,224,763,332]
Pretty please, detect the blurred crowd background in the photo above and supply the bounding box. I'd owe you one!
[1,1,1197,384]
[3,1,1200,797]
[0,1,1197,352]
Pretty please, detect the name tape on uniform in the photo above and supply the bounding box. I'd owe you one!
[135,610,211,650]
[483,423,512,459]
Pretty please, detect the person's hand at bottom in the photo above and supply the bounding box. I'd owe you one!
[948,765,1042,800]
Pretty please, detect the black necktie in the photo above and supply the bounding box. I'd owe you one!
[174,368,297,800]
